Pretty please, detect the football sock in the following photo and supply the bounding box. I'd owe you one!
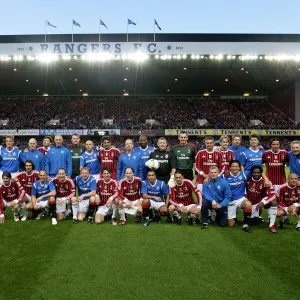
[87,203,96,218]
[173,211,181,219]
[119,208,126,221]
[142,202,151,220]
[297,215,300,227]
[268,207,277,227]
[243,208,252,227]
[112,205,117,218]
[49,203,57,218]
[72,203,79,220]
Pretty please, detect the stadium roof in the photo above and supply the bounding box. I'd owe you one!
[1,33,300,97]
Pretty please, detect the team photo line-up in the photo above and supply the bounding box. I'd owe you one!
[0,132,300,234]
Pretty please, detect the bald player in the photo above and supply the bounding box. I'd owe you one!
[20,138,45,171]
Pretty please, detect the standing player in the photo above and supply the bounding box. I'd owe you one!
[72,167,97,224]
[141,170,169,226]
[228,134,247,162]
[80,140,101,180]
[118,167,143,224]
[262,138,288,193]
[99,136,120,180]
[277,173,300,230]
[15,160,39,218]
[218,135,235,173]
[134,135,154,180]
[167,170,202,225]
[38,136,52,156]
[0,136,21,184]
[29,170,56,222]
[202,166,232,229]
[0,172,25,222]
[45,135,72,178]
[240,134,264,172]
[195,136,223,192]
[117,139,143,181]
[67,133,85,178]
[170,132,197,182]
[52,168,76,221]
[247,166,278,233]
[94,167,118,224]
[288,140,300,179]
[148,137,176,184]
[20,138,45,171]
[224,160,253,233]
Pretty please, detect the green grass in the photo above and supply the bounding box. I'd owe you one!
[0,212,299,300]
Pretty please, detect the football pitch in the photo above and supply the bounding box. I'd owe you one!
[0,212,299,300]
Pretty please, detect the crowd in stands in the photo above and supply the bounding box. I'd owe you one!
[0,97,297,130]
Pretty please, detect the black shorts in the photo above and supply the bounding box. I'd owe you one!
[177,169,194,181]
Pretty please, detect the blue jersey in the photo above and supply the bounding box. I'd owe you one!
[223,171,248,200]
[134,146,155,180]
[31,179,55,201]
[141,179,169,201]
[228,145,247,162]
[240,148,264,171]
[288,151,300,179]
[80,150,100,175]
[117,152,143,181]
[20,149,45,171]
[0,146,21,172]
[74,175,97,200]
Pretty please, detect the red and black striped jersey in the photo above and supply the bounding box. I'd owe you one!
[262,150,288,185]
[278,183,300,207]
[246,177,276,205]
[118,177,142,201]
[195,150,223,183]
[0,199,3,215]
[99,147,120,179]
[16,171,39,195]
[52,178,75,200]
[218,149,235,172]
[169,179,202,206]
[96,178,118,205]
[0,181,25,203]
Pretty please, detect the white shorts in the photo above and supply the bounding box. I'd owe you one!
[228,197,247,219]
[3,200,25,208]
[56,197,67,213]
[92,174,100,181]
[78,200,89,213]
[150,200,165,211]
[170,201,197,213]
[197,184,203,192]
[96,205,111,216]
[36,200,48,208]
[123,199,141,207]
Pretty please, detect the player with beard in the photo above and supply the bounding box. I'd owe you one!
[262,138,288,193]
[99,136,120,180]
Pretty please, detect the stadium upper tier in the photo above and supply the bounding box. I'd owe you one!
[0,97,295,129]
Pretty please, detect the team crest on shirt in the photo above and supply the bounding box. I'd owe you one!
[217,186,221,189]
[239,176,242,180]
[275,155,278,159]
[13,152,16,156]
[209,155,212,158]
[188,150,190,153]
[61,151,64,154]
[166,154,168,158]
[156,186,160,191]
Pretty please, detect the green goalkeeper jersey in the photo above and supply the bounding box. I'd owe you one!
[170,143,197,170]
[67,144,86,177]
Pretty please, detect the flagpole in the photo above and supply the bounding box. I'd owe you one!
[99,20,101,42]
[154,19,156,42]
[45,21,47,43]
[127,18,129,42]
[72,21,74,42]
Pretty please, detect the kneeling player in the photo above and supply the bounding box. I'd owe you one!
[246,166,278,233]
[118,167,143,224]
[53,168,75,221]
[276,173,300,231]
[167,170,202,225]
[72,167,97,224]
[94,167,118,224]
[30,170,57,224]
[141,170,169,226]
[224,160,253,232]
[0,172,25,222]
